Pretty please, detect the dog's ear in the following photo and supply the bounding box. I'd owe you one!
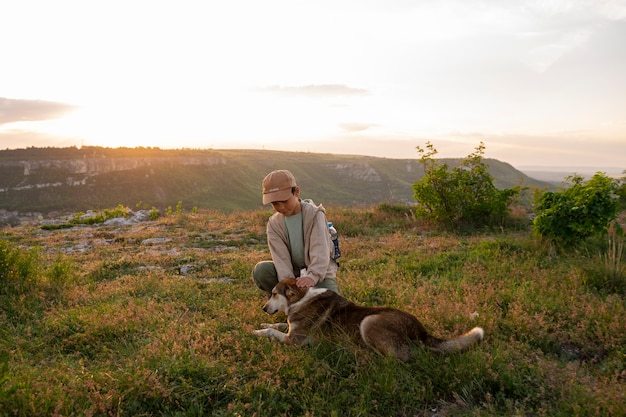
[286,286,299,299]
[278,278,302,300]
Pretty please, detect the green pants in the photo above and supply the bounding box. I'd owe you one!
[252,261,340,294]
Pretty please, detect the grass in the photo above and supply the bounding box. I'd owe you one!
[581,224,626,295]
[1,205,625,416]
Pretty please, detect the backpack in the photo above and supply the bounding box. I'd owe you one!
[301,199,341,261]
[327,221,341,261]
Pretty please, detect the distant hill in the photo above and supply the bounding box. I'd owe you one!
[518,166,624,184]
[0,147,550,214]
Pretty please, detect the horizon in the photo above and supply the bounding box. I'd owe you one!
[1,145,622,177]
[1,1,625,170]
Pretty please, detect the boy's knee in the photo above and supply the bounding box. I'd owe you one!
[317,277,340,294]
[252,261,278,293]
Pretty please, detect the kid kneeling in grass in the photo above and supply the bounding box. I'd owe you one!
[252,169,340,294]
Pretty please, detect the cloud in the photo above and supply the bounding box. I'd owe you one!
[522,0,626,20]
[0,98,75,125]
[516,0,626,73]
[522,28,593,72]
[515,8,595,73]
[338,123,378,133]
[256,84,370,98]
[598,0,626,20]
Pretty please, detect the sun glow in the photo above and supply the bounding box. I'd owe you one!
[1,1,625,167]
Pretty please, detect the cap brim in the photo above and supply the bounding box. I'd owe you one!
[262,188,293,205]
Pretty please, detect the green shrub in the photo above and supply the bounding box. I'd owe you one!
[618,171,626,209]
[533,173,620,247]
[412,141,520,230]
[70,204,129,225]
[165,201,183,216]
[150,206,160,220]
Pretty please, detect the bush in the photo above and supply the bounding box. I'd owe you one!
[412,141,520,230]
[618,171,626,209]
[533,173,620,247]
[70,204,130,225]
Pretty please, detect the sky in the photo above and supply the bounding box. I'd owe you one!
[1,0,625,170]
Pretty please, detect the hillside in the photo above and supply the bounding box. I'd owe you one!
[0,146,550,214]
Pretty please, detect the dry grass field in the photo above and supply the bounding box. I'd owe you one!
[1,204,625,416]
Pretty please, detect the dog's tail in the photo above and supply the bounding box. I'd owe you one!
[425,327,484,353]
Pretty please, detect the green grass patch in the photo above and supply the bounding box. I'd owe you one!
[0,207,625,416]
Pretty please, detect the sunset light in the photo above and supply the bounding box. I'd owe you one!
[1,0,625,169]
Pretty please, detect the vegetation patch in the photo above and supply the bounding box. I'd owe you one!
[0,203,625,416]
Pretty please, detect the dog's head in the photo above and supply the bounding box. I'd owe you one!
[262,278,307,315]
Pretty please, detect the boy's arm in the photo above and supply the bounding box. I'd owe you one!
[302,211,332,284]
[267,219,295,280]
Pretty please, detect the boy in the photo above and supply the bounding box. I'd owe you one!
[252,169,340,294]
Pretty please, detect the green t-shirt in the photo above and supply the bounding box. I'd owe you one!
[284,212,305,270]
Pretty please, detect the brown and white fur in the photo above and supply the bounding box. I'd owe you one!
[253,278,484,361]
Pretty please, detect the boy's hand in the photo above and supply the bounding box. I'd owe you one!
[296,276,315,288]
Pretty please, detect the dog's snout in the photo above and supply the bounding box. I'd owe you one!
[261,301,279,315]
[260,293,284,315]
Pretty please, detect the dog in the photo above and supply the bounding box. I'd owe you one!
[253,278,484,361]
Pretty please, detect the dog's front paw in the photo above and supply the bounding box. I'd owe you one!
[253,328,271,337]
[253,328,287,342]
[260,323,288,331]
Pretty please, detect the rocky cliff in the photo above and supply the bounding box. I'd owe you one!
[0,147,548,215]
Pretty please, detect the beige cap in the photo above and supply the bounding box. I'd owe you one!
[262,170,297,204]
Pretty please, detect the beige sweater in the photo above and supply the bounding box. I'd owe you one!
[266,199,337,284]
